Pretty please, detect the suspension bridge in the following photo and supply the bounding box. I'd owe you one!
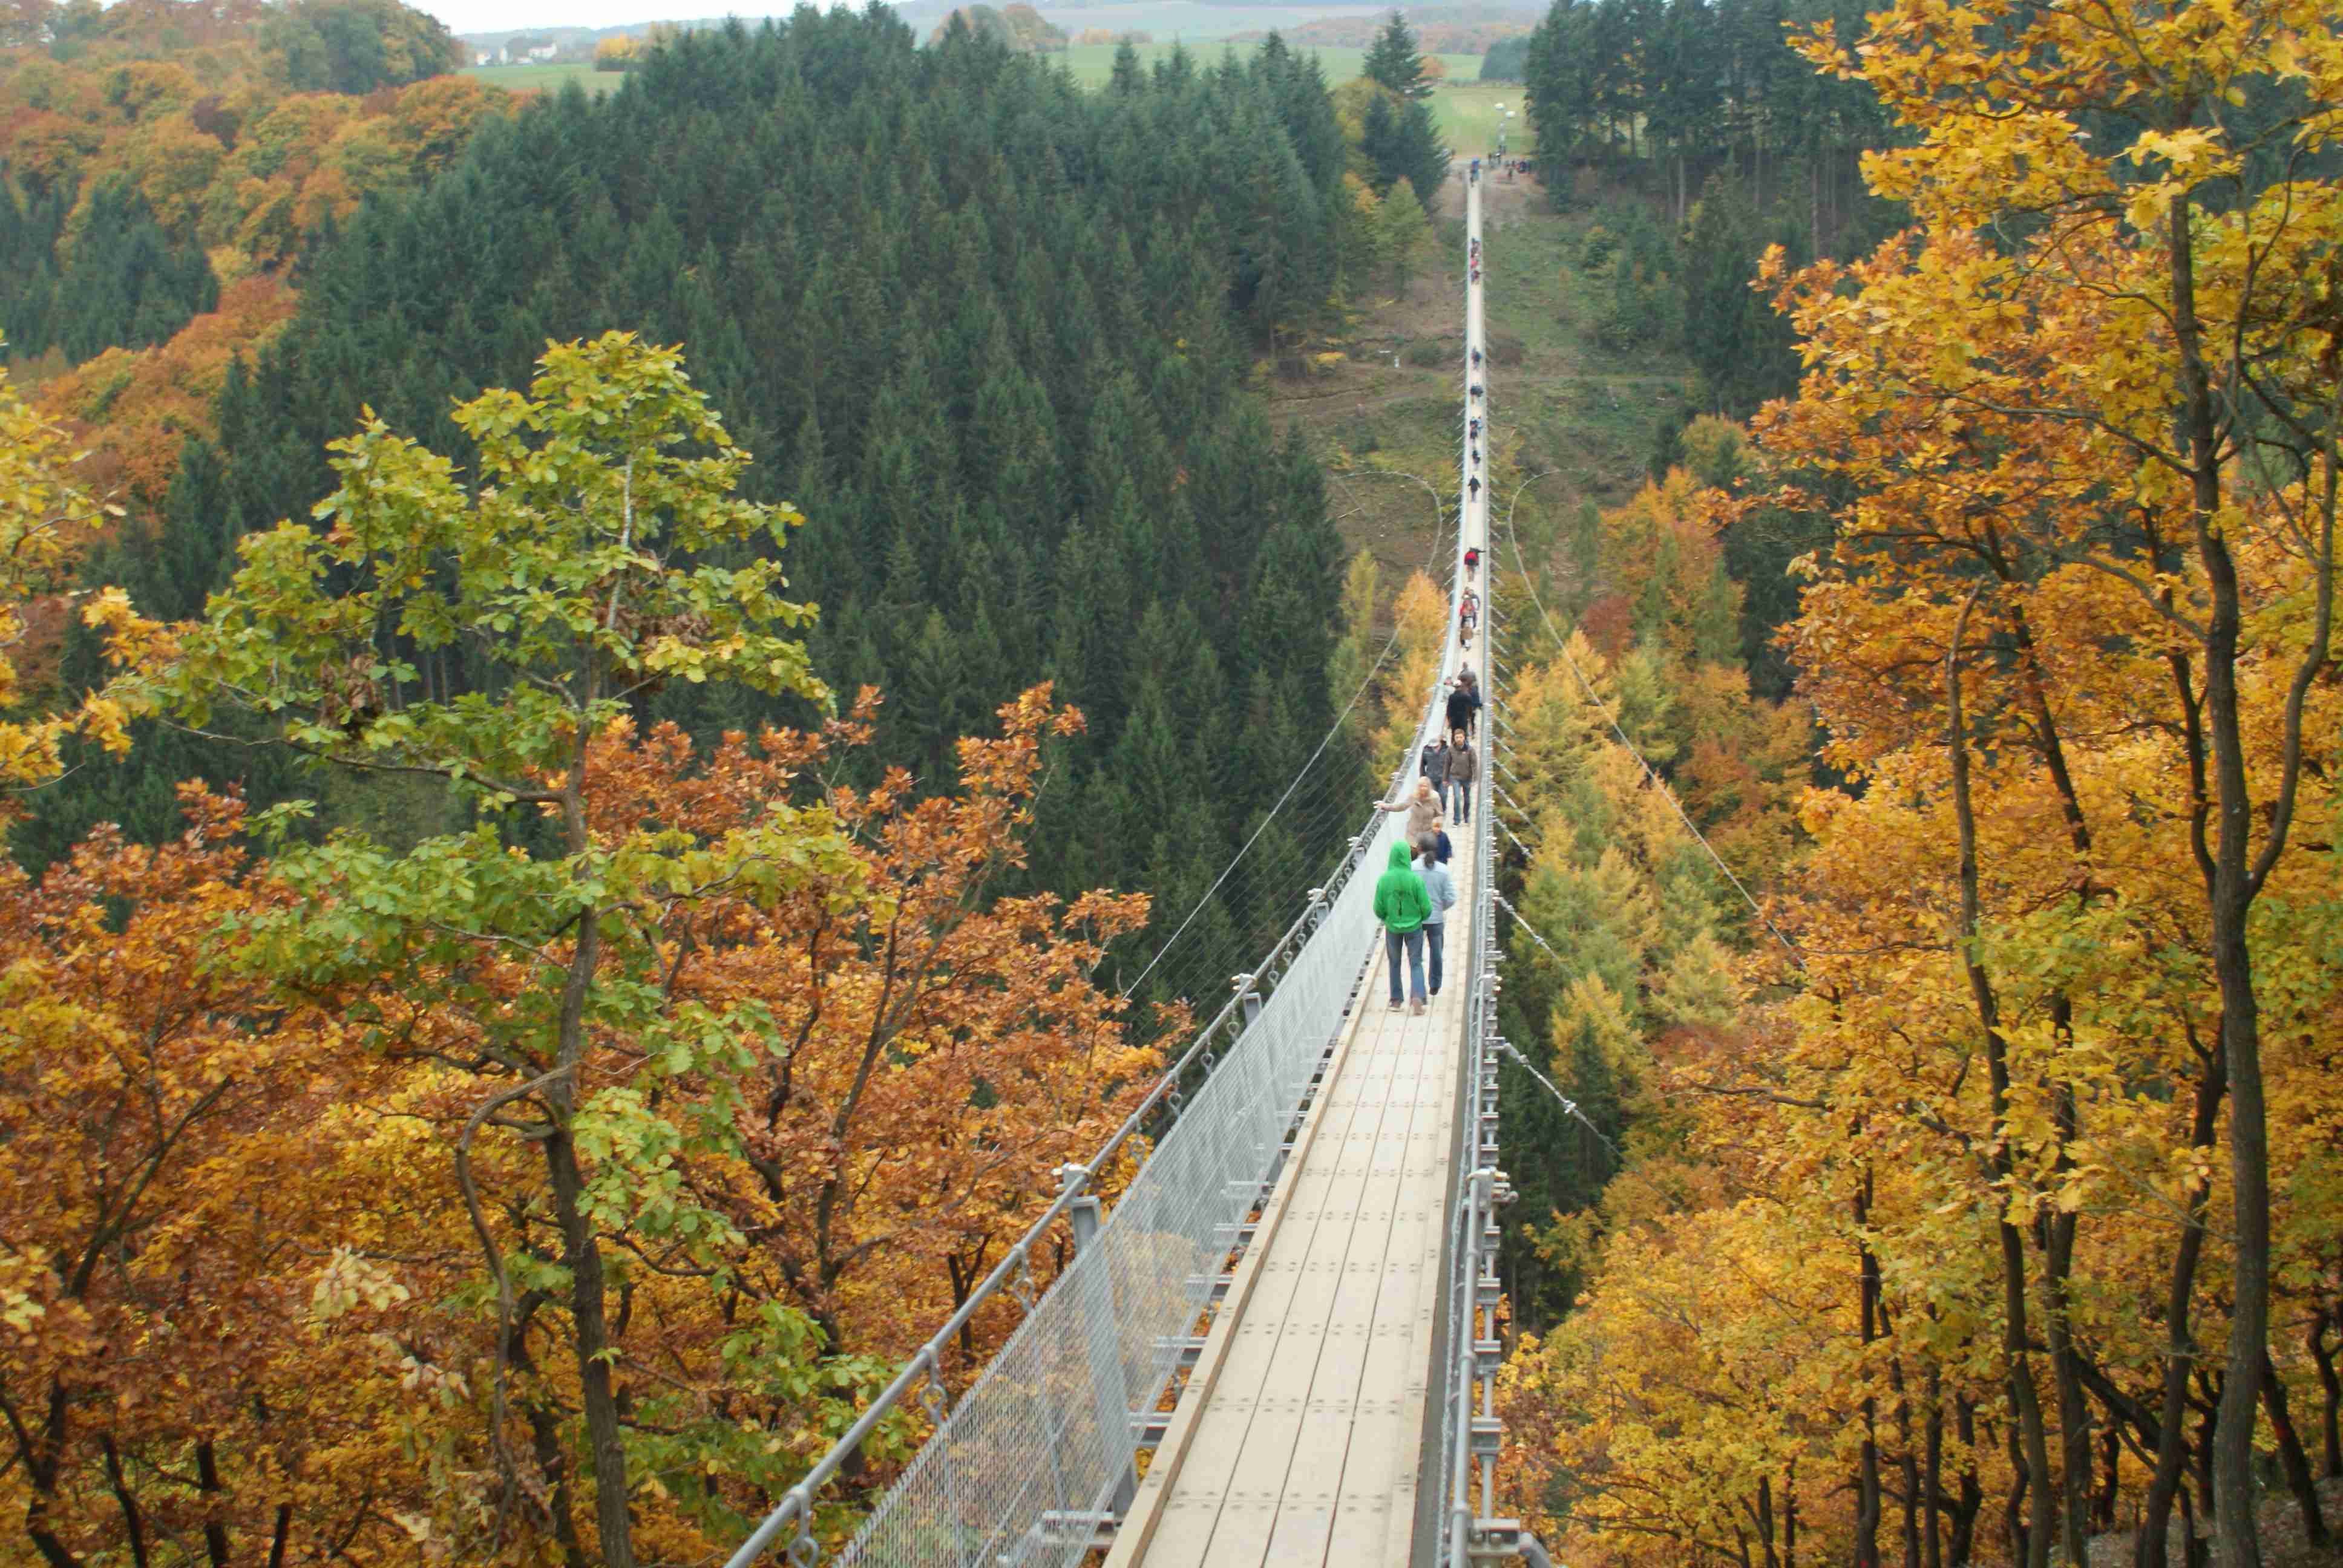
[728,168,1550,1568]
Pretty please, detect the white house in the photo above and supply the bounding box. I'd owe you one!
[528,42,557,60]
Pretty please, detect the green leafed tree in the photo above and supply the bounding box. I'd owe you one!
[258,0,465,95]
[117,333,848,1568]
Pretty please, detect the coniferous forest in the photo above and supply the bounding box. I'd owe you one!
[24,10,1374,1010]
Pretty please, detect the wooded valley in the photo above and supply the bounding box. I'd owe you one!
[0,0,2338,1564]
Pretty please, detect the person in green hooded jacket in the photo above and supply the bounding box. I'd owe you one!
[1372,838,1432,1014]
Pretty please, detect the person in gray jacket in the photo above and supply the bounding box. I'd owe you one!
[1444,729,1477,825]
[1415,835,1457,996]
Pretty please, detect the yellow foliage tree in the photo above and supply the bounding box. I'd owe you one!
[0,344,131,799]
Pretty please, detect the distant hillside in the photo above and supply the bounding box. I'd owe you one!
[926,2,1070,49]
[1226,5,1535,50]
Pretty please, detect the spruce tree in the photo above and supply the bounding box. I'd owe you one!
[1377,177,1433,294]
[1363,9,1432,99]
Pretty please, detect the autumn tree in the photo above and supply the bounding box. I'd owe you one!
[0,341,131,798]
[1762,1,2343,1556]
[258,0,463,94]
[0,788,411,1568]
[88,333,1168,1563]
[115,333,839,1568]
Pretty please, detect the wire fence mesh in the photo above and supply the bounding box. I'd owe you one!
[828,802,1435,1567]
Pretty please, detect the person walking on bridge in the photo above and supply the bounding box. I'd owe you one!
[1446,670,1482,742]
[1415,835,1457,997]
[1444,728,1477,825]
[1374,839,1432,1014]
[1376,775,1441,842]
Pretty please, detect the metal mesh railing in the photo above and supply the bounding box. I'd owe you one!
[828,797,1411,1566]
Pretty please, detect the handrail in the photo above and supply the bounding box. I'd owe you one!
[722,800,1391,1567]
[1440,159,1555,1568]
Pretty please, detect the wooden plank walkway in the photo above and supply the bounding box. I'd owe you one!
[1106,168,1489,1568]
[1110,866,1470,1568]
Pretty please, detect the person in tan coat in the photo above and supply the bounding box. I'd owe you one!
[1375,776,1441,843]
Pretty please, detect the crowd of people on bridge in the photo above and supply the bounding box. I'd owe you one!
[1370,668,1483,1014]
[1371,214,1494,1018]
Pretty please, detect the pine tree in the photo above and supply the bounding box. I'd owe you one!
[1363,9,1432,99]
[1376,177,1432,295]
[1109,38,1143,95]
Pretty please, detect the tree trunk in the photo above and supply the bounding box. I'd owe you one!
[1950,1397,1984,1568]
[545,1117,634,1568]
[1946,594,2056,1568]
[98,1437,148,1568]
[542,759,636,1568]
[2312,1308,2343,1478]
[2259,1353,2329,1546]
[1756,1475,1781,1568]
[195,1442,231,1568]
[1784,1464,1799,1568]
[1895,1357,1922,1568]
[2139,1039,2226,1568]
[2161,185,2268,1568]
[1857,1174,1884,1568]
[514,1309,590,1568]
[2045,1065,2092,1568]
[1925,1371,1946,1568]
[2008,1415,2033,1568]
[2191,1391,2220,1568]
[2096,1425,2120,1532]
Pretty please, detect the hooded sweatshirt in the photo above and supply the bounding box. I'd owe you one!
[1417,854,1457,926]
[1372,840,1432,933]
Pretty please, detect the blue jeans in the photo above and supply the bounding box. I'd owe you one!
[1449,777,1472,825]
[1424,920,1446,995]
[1432,776,1452,815]
[1384,927,1427,1005]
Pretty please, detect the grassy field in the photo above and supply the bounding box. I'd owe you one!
[460,63,617,96]
[1434,80,1530,158]
[1056,41,1481,85]
[1054,42,1522,148]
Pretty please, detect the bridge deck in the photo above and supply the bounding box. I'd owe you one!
[1107,171,1487,1568]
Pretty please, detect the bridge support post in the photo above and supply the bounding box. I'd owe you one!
[1057,1162,1138,1517]
[1231,972,1263,1031]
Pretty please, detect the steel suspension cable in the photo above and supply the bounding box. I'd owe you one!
[1492,518,1806,966]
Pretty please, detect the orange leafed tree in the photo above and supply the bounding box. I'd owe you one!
[75,336,1164,1566]
[0,786,414,1567]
